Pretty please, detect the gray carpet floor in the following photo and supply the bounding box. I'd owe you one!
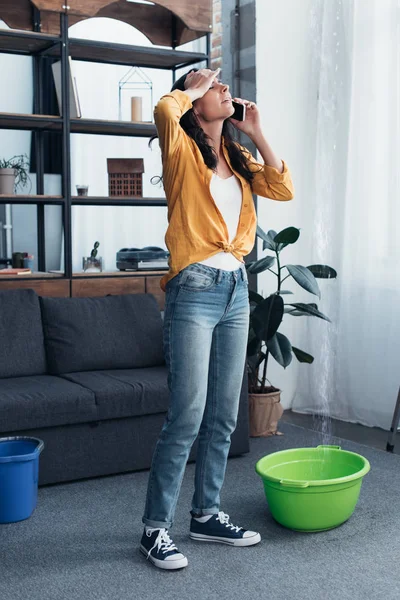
[1,421,399,600]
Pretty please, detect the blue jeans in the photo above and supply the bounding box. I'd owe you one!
[142,262,250,530]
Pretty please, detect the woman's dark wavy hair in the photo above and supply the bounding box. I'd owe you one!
[149,68,258,186]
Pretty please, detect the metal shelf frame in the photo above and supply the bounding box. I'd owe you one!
[0,11,210,280]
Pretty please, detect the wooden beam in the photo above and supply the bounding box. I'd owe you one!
[0,0,34,31]
[40,2,211,45]
[30,1,212,41]
[1,1,212,45]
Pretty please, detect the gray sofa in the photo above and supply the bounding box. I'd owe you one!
[0,288,250,486]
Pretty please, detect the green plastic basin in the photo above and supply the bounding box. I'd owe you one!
[255,445,371,532]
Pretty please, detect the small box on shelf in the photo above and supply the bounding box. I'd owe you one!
[107,158,144,197]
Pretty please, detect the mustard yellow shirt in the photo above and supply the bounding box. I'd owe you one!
[154,89,295,291]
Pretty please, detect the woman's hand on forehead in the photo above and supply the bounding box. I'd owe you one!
[187,68,220,80]
[184,68,221,100]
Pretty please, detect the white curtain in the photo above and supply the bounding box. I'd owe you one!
[290,0,400,430]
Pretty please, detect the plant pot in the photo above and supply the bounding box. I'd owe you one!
[82,256,103,272]
[249,388,284,437]
[0,169,16,195]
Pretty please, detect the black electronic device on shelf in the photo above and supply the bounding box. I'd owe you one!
[116,246,169,271]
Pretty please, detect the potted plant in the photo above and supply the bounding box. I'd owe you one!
[246,225,337,437]
[82,241,103,272]
[0,154,31,195]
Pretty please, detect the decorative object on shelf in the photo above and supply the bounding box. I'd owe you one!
[246,226,337,437]
[118,67,153,122]
[83,241,103,272]
[51,57,82,118]
[107,159,144,197]
[12,252,24,268]
[23,253,34,269]
[0,154,31,194]
[76,184,89,196]
[116,246,169,271]
[91,241,99,258]
[130,97,142,122]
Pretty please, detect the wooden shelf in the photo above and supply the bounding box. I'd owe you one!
[73,270,167,277]
[70,118,157,137]
[0,271,64,279]
[0,195,166,206]
[0,28,207,70]
[0,113,157,137]
[0,194,64,205]
[50,38,208,70]
[0,29,60,56]
[71,196,166,206]
[0,113,61,131]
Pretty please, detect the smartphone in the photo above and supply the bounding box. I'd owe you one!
[231,101,246,121]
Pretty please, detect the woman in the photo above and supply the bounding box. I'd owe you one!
[140,67,294,570]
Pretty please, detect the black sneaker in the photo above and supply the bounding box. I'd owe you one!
[140,527,188,570]
[189,511,261,546]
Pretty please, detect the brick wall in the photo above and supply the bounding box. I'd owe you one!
[211,0,222,70]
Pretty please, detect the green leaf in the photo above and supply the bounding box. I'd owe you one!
[256,225,278,251]
[252,294,284,341]
[256,225,273,243]
[278,290,294,295]
[292,346,314,363]
[265,230,279,251]
[285,304,322,317]
[306,264,337,279]
[247,337,261,356]
[245,261,255,271]
[255,224,268,240]
[284,306,299,314]
[247,328,261,356]
[247,255,276,275]
[286,302,331,322]
[248,290,264,304]
[285,264,321,298]
[267,332,293,368]
[285,302,318,316]
[273,227,300,245]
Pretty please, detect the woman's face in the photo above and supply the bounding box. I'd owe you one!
[192,72,235,122]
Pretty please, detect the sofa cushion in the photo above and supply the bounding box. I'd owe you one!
[0,374,97,432]
[60,365,169,421]
[0,289,47,379]
[40,293,165,375]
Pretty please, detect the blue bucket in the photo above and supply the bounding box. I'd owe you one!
[0,436,45,524]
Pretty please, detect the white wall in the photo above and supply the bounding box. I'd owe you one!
[255,0,318,409]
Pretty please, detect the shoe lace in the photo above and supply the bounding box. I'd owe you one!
[146,528,178,560]
[216,511,242,533]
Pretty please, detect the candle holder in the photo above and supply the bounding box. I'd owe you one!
[76,184,89,196]
[118,67,153,122]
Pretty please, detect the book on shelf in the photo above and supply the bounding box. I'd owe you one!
[51,56,82,118]
[0,268,32,275]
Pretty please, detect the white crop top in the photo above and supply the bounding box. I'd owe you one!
[198,172,244,271]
